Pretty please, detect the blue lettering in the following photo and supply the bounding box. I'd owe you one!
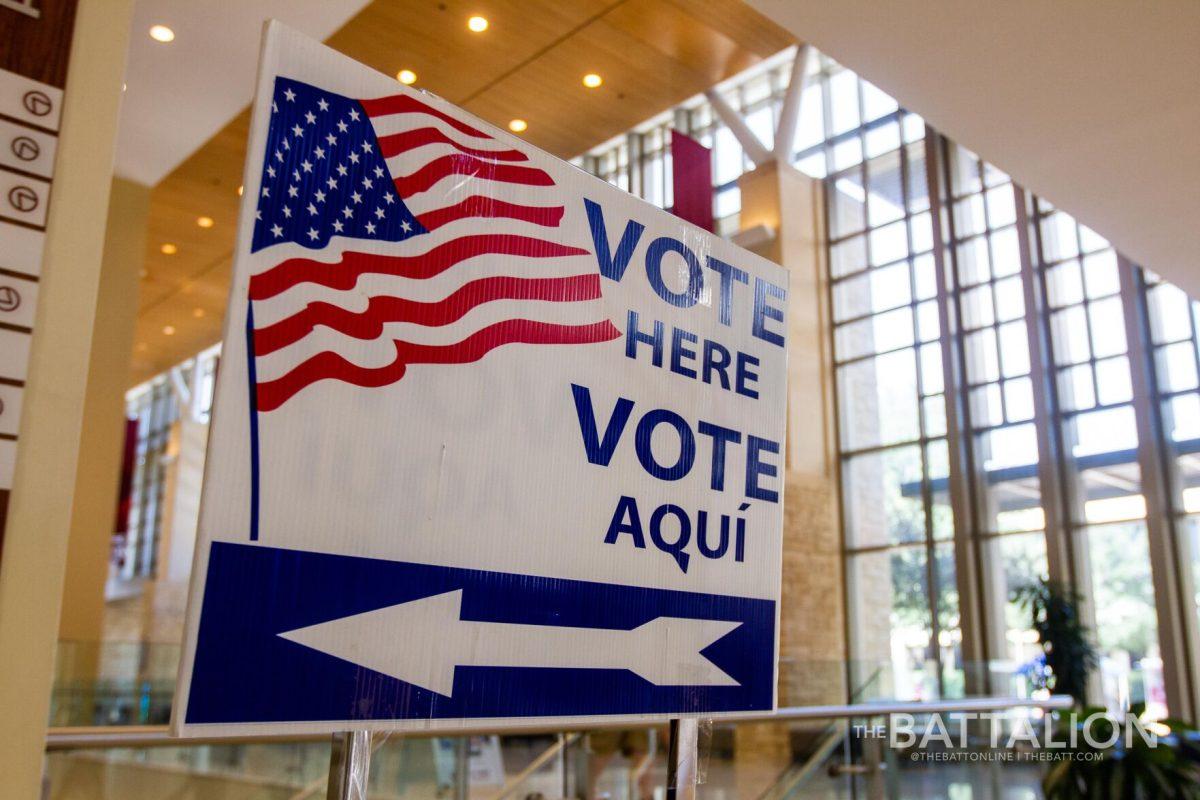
[645,237,704,308]
[585,198,645,282]
[705,256,749,326]
[745,435,780,503]
[605,495,646,548]
[571,384,633,466]
[625,310,664,367]
[635,409,696,481]
[736,352,760,399]
[669,326,698,379]
[697,421,741,491]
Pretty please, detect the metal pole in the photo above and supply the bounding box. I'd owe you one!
[665,718,698,800]
[453,736,470,800]
[326,730,371,800]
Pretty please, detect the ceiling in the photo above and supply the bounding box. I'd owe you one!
[125,0,793,383]
[749,0,1200,298]
[118,1,372,186]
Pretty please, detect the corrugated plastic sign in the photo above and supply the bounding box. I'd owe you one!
[174,21,789,736]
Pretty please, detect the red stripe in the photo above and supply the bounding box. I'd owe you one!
[254,274,602,355]
[395,154,553,196]
[256,318,620,411]
[416,196,563,231]
[378,127,527,162]
[248,234,590,300]
[360,93,491,139]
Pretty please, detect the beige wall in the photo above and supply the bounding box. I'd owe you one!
[0,2,134,794]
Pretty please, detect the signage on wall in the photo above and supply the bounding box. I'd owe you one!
[174,22,789,736]
[0,0,80,559]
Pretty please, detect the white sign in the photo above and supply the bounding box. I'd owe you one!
[174,22,788,736]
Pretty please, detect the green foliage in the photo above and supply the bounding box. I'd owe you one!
[1042,709,1200,800]
[1015,578,1099,705]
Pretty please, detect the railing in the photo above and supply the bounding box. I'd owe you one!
[45,696,1072,750]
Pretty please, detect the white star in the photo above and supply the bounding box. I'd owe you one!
[374,207,385,219]
[304,110,316,124]
[314,146,326,160]
[261,186,270,198]
[255,209,262,220]
[401,219,412,233]
[332,219,343,233]
[274,150,283,162]
[373,166,384,178]
[314,189,326,203]
[307,203,317,216]
[292,169,300,182]
[326,176,338,189]
[267,165,276,178]
[361,141,373,153]
[337,119,348,133]
[336,163,348,176]
[384,192,395,205]
[301,160,313,173]
[291,124,304,137]
[326,133,337,146]
[349,108,361,122]
[348,151,360,165]
[283,88,296,102]
[272,100,278,113]
[282,139,290,151]
[282,206,292,218]
[271,223,283,237]
[342,206,354,219]
[287,185,299,198]
[365,221,376,234]
[307,227,319,241]
[318,98,329,111]
[362,177,373,189]
[351,191,363,204]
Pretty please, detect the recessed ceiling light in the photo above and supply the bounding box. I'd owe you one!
[397,69,417,85]
[582,73,602,89]
[237,185,244,196]
[149,24,175,43]
[196,216,214,229]
[162,325,176,336]
[508,119,528,133]
[192,307,205,318]
[122,82,127,92]
[160,243,177,255]
[467,15,488,32]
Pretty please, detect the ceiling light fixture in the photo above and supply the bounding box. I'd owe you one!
[149,24,175,43]
[160,243,177,255]
[582,73,602,89]
[196,216,214,229]
[237,185,244,196]
[193,307,205,318]
[397,69,417,85]
[508,119,527,133]
[467,15,488,32]
[162,325,176,336]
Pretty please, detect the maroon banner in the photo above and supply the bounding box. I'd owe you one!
[671,130,713,232]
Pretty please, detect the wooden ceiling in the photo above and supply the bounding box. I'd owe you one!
[128,0,793,383]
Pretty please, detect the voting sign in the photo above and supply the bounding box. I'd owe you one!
[174,22,789,736]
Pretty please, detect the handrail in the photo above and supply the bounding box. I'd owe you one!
[45,696,1072,751]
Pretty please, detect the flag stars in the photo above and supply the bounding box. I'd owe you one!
[361,141,373,153]
[307,227,319,241]
[282,206,292,218]
[342,206,354,219]
[304,110,316,124]
[314,189,326,203]
[351,190,363,204]
[261,186,270,198]
[374,207,386,220]
[348,151,360,165]
[301,160,313,173]
[291,123,304,137]
[332,219,344,233]
[362,177,373,190]
[307,203,318,216]
[337,119,348,133]
[283,88,296,102]
[287,185,299,198]
[318,98,329,112]
[373,166,384,178]
[401,219,412,233]
[267,165,276,178]
[336,163,348,177]
[365,221,376,234]
[282,139,290,151]
[349,108,361,122]
[325,133,337,147]
[384,192,395,205]
[274,149,283,162]
[292,168,300,182]
[271,223,283,237]
[314,146,326,160]
[326,176,338,190]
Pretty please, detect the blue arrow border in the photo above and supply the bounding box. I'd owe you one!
[186,542,775,724]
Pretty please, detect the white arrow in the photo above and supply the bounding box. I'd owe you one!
[278,589,742,697]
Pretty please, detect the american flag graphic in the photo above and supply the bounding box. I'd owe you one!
[248,77,620,412]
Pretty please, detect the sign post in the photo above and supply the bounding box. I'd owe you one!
[174,23,790,790]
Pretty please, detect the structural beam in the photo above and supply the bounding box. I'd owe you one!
[704,88,773,168]
[773,44,812,163]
